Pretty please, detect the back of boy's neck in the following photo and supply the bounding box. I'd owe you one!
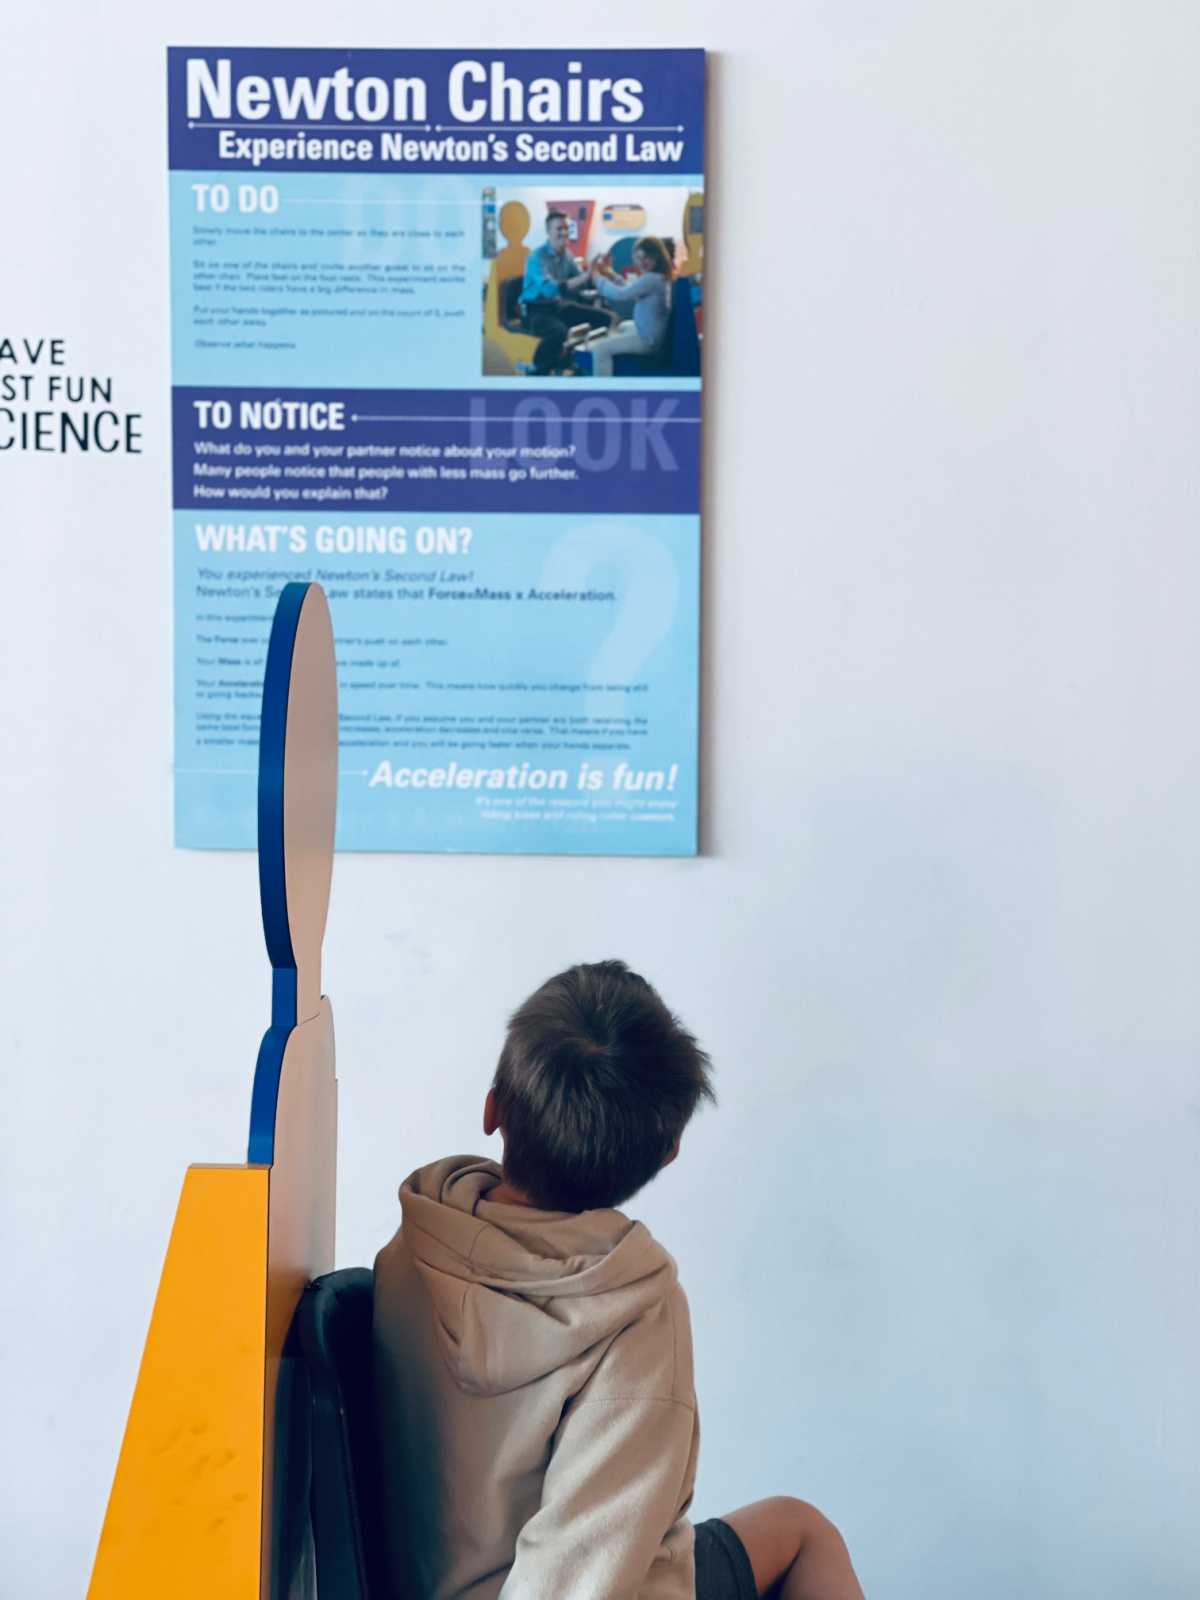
[488,1176,540,1209]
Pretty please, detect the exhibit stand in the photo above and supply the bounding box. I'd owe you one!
[87,582,339,1600]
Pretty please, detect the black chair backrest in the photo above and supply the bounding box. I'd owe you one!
[500,274,526,330]
[296,1268,389,1600]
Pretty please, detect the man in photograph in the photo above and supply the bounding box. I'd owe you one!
[519,210,613,375]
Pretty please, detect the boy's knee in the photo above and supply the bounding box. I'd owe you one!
[726,1497,831,1585]
[766,1494,809,1522]
[767,1496,841,1548]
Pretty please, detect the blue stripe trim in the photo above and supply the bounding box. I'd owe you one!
[272,966,298,1030]
[250,580,311,1164]
[248,1023,293,1164]
[257,581,309,982]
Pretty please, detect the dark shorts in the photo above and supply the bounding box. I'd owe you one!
[694,1517,757,1600]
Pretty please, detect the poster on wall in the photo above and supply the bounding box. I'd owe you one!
[168,47,705,854]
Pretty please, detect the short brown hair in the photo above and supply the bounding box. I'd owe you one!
[493,960,713,1212]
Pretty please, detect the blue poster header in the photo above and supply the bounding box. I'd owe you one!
[167,48,705,175]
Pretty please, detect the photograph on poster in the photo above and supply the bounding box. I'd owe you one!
[481,185,704,378]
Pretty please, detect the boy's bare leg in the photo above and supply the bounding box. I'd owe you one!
[719,1497,866,1600]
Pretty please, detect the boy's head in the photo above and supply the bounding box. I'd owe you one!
[488,960,713,1213]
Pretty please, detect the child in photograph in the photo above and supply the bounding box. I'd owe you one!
[374,960,866,1600]
[519,209,614,375]
[588,236,675,375]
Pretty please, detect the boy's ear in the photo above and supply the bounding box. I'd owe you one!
[661,1139,681,1170]
[483,1087,502,1138]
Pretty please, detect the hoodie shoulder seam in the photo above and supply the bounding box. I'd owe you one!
[463,1216,490,1265]
[666,1288,679,1397]
[454,1279,469,1386]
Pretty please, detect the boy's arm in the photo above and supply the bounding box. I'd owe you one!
[499,1379,698,1600]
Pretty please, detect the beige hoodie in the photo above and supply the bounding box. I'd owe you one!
[373,1156,699,1600]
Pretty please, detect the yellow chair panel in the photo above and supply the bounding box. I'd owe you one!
[87,1164,270,1600]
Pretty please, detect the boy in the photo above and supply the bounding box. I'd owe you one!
[374,960,866,1600]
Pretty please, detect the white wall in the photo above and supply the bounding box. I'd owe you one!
[3,4,1198,1597]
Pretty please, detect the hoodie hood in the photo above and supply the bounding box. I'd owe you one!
[399,1155,677,1396]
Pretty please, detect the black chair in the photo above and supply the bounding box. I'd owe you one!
[500,276,527,333]
[294,1268,391,1600]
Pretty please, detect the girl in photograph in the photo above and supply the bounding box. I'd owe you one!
[588,236,675,375]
